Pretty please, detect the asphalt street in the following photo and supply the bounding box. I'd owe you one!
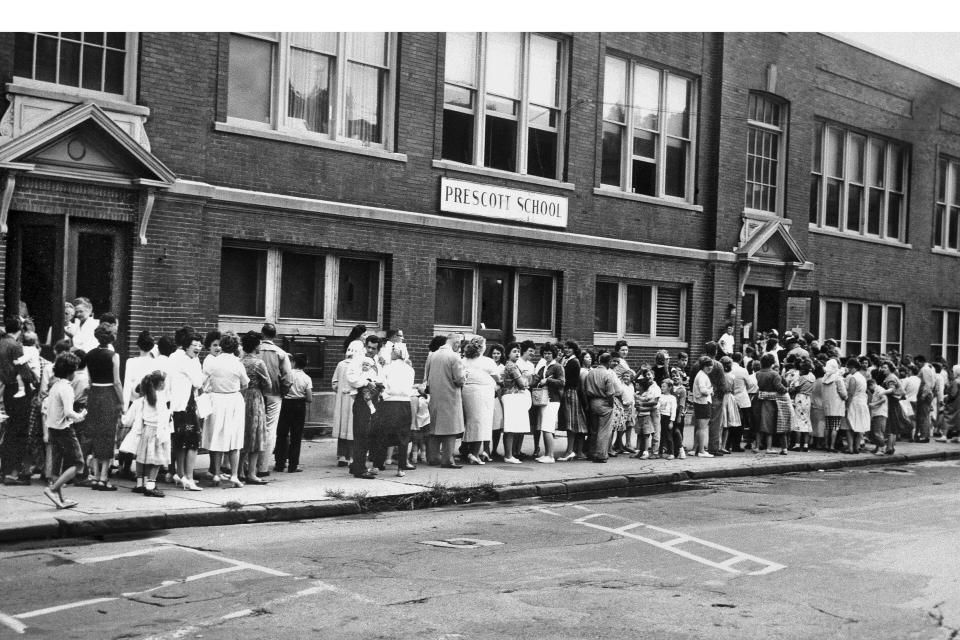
[2,459,959,639]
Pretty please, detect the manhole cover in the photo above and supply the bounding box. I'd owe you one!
[417,538,503,549]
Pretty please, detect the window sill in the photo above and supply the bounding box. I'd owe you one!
[213,122,408,162]
[807,225,912,249]
[218,317,381,337]
[6,80,147,116]
[592,187,703,212]
[742,209,790,225]
[931,247,960,258]
[592,333,689,349]
[432,160,576,191]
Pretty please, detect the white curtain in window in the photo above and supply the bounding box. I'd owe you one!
[288,48,331,133]
[344,63,383,143]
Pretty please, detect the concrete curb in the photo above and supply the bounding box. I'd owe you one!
[1,450,956,545]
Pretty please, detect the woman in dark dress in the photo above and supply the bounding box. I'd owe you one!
[84,325,122,491]
[239,331,270,485]
[557,340,587,461]
[880,361,910,454]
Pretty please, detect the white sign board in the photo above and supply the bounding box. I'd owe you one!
[440,177,568,228]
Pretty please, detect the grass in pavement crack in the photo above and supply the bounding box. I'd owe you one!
[326,481,498,513]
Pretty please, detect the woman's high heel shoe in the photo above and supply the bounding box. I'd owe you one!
[182,477,203,491]
[467,454,484,465]
[226,477,245,488]
[211,475,221,487]
[557,452,577,462]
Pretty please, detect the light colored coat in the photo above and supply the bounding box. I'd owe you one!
[424,345,466,436]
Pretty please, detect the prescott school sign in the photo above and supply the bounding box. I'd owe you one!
[440,178,568,228]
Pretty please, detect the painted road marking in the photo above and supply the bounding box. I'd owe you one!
[5,540,292,634]
[542,507,786,576]
[0,610,27,635]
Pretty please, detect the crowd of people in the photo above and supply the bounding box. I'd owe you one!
[334,324,960,478]
[0,298,311,509]
[2,296,957,507]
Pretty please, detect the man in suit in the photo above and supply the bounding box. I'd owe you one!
[424,333,466,468]
[347,335,383,479]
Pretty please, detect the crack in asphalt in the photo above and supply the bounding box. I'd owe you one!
[807,603,860,624]
[929,601,960,639]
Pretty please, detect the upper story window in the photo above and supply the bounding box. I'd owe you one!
[809,122,908,243]
[227,32,396,148]
[745,93,788,214]
[934,156,960,252]
[600,55,697,202]
[441,32,566,180]
[13,32,134,100]
[931,309,960,364]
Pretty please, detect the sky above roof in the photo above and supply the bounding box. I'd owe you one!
[830,33,960,85]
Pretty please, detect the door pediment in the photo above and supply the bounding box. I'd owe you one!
[736,219,807,265]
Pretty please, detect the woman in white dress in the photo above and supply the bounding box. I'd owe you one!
[461,336,499,465]
[844,358,871,454]
[500,342,531,464]
[202,333,248,487]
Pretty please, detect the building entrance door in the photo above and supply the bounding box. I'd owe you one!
[742,287,781,342]
[5,214,128,347]
[477,267,513,345]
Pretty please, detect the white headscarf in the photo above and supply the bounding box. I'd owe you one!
[823,359,841,385]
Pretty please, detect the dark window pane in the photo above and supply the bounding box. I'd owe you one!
[847,303,863,340]
[14,33,34,78]
[61,33,81,42]
[935,205,945,248]
[76,233,115,317]
[825,179,841,228]
[665,138,687,198]
[887,192,902,239]
[83,32,104,45]
[58,39,80,87]
[867,305,883,342]
[867,188,882,235]
[337,258,380,322]
[846,185,863,231]
[435,267,473,326]
[479,271,506,330]
[601,123,623,186]
[625,285,652,334]
[866,343,883,357]
[36,36,59,82]
[483,114,516,172]
[824,301,843,341]
[517,274,553,330]
[279,253,325,319]
[948,206,958,250]
[809,176,820,224]
[886,307,902,345]
[527,127,557,179]
[104,49,125,94]
[949,346,959,366]
[594,281,619,333]
[632,129,656,160]
[632,159,656,196]
[219,247,266,317]
[106,32,126,49]
[81,45,103,91]
[948,311,959,344]
[442,109,474,164]
[656,287,682,338]
[932,310,944,346]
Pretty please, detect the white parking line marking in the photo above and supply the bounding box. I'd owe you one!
[544,507,786,576]
[0,610,27,634]
[14,597,118,620]
[160,543,291,577]
[122,565,246,597]
[220,609,254,621]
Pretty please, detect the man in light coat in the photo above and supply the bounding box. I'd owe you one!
[424,333,466,468]
[259,323,292,476]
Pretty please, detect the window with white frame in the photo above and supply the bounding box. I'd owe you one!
[934,156,960,251]
[820,299,902,356]
[434,264,557,337]
[600,55,697,201]
[744,93,787,214]
[593,279,687,344]
[441,32,566,180]
[13,32,135,100]
[219,245,384,333]
[227,32,395,148]
[809,122,908,242]
[931,309,960,364]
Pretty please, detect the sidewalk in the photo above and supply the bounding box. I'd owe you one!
[2,434,958,544]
